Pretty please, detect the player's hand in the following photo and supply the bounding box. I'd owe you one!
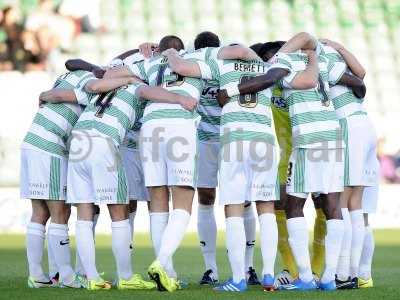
[92,67,106,79]
[179,96,197,111]
[217,89,229,107]
[139,42,159,58]
[319,39,344,51]
[162,48,179,57]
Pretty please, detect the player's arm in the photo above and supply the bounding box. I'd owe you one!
[217,50,318,106]
[103,65,133,79]
[162,48,203,78]
[319,38,366,79]
[114,49,140,60]
[65,59,105,79]
[136,85,197,111]
[289,50,319,89]
[39,89,77,103]
[85,77,139,93]
[217,45,259,61]
[337,73,366,98]
[279,32,317,53]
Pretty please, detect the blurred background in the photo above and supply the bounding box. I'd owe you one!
[0,0,399,232]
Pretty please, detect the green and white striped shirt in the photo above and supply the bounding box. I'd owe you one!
[196,47,290,146]
[128,52,204,125]
[109,52,146,151]
[73,82,146,147]
[318,44,367,119]
[275,52,346,149]
[21,70,95,157]
[184,48,221,142]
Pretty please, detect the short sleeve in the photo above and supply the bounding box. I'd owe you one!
[274,52,296,88]
[190,47,219,81]
[74,72,96,105]
[327,58,347,86]
[128,60,147,81]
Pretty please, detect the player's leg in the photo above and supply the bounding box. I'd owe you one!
[75,205,99,277]
[157,186,193,269]
[311,194,326,278]
[282,149,316,290]
[108,204,133,281]
[336,188,354,288]
[285,195,314,285]
[149,186,176,280]
[68,133,110,290]
[256,201,277,291]
[348,186,365,280]
[27,199,51,286]
[46,201,79,286]
[275,187,297,285]
[357,185,378,288]
[224,204,247,286]
[75,203,100,281]
[358,213,374,288]
[196,141,219,283]
[197,187,218,284]
[319,192,344,289]
[243,202,259,285]
[214,141,248,292]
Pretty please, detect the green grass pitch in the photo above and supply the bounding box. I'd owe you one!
[0,229,399,299]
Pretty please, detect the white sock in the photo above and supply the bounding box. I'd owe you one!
[150,212,177,278]
[150,212,169,257]
[26,222,46,279]
[75,220,99,280]
[259,213,278,276]
[197,204,218,276]
[76,213,99,276]
[129,212,136,242]
[359,225,375,280]
[350,209,365,278]
[226,217,246,283]
[48,223,75,283]
[47,234,58,278]
[287,217,313,282]
[111,219,133,280]
[337,208,352,280]
[321,219,345,284]
[244,204,256,271]
[158,209,190,268]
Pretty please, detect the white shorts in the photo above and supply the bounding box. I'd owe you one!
[20,148,67,200]
[362,185,379,214]
[140,121,198,188]
[120,147,149,201]
[286,148,344,198]
[67,133,129,205]
[197,142,220,188]
[340,115,379,187]
[219,141,279,205]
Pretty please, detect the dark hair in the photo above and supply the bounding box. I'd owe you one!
[249,43,264,55]
[259,41,286,61]
[158,35,185,52]
[194,31,220,50]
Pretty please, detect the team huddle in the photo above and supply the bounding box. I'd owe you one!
[20,30,379,293]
